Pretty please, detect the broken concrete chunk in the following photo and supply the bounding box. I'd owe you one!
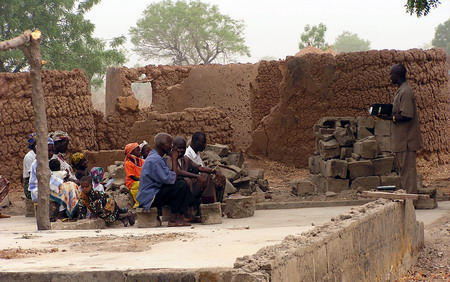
[200,203,222,225]
[291,179,316,196]
[232,176,251,190]
[334,125,356,146]
[356,126,374,140]
[340,147,353,160]
[318,139,340,160]
[256,178,269,192]
[350,176,381,191]
[247,169,264,181]
[414,198,438,209]
[205,144,229,157]
[376,136,391,152]
[200,151,222,163]
[322,159,348,178]
[347,160,373,180]
[225,196,255,218]
[372,157,394,175]
[380,175,401,189]
[224,152,244,168]
[353,139,378,159]
[322,177,349,193]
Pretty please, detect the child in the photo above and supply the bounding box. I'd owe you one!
[78,176,134,226]
[49,159,67,182]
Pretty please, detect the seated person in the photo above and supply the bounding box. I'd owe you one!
[22,132,37,200]
[70,152,88,180]
[78,176,135,226]
[166,136,219,207]
[49,159,68,181]
[124,143,144,208]
[49,131,76,181]
[140,141,151,159]
[90,167,105,192]
[137,133,194,227]
[185,132,236,201]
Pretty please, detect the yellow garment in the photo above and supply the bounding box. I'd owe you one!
[131,181,140,208]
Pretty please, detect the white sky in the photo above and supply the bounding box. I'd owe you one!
[85,0,450,67]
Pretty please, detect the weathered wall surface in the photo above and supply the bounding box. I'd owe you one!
[234,200,424,281]
[248,49,450,167]
[0,70,98,182]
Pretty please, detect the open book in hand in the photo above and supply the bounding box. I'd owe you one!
[369,104,393,116]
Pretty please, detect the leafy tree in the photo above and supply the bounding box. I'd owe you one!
[130,0,250,65]
[298,23,328,51]
[432,18,450,54]
[0,0,126,87]
[333,31,371,53]
[405,0,442,17]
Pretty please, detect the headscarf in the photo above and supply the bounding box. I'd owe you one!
[124,143,143,166]
[49,131,70,142]
[90,167,104,186]
[27,132,37,149]
[139,140,148,150]
[70,152,85,167]
[47,137,54,145]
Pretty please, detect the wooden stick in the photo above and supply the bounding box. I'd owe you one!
[362,191,429,200]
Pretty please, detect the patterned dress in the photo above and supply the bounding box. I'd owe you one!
[78,190,119,223]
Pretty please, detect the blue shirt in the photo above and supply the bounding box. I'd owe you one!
[137,149,176,210]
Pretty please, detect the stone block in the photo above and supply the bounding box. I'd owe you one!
[225,152,244,168]
[351,153,361,160]
[205,144,229,157]
[372,157,394,175]
[334,125,356,146]
[414,198,438,209]
[376,136,391,152]
[25,199,35,217]
[347,160,373,180]
[232,176,251,190]
[357,117,375,129]
[340,147,353,160]
[256,178,269,192]
[220,165,241,181]
[136,208,162,228]
[350,176,381,191]
[311,174,326,193]
[225,196,255,218]
[200,151,222,163]
[108,164,125,179]
[380,175,401,188]
[353,139,377,159]
[322,177,349,193]
[200,203,222,224]
[318,139,341,160]
[356,126,374,140]
[51,219,107,230]
[247,170,264,181]
[291,179,316,196]
[322,159,347,178]
[417,187,436,198]
[374,120,391,136]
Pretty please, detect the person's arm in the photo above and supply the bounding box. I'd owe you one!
[125,161,140,181]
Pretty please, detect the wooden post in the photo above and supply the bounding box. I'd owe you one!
[0,30,51,230]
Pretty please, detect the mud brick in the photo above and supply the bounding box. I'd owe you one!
[356,126,374,140]
[225,196,255,218]
[200,203,222,224]
[372,157,394,175]
[322,159,347,178]
[353,139,377,159]
[136,208,162,228]
[247,170,264,181]
[226,152,244,168]
[340,147,353,159]
[309,156,322,174]
[380,175,401,188]
[334,126,356,146]
[357,117,375,129]
[347,160,373,180]
[414,198,438,209]
[319,139,340,160]
[205,144,229,157]
[322,177,349,193]
[376,136,391,152]
[291,179,316,196]
[350,176,381,191]
[374,120,391,136]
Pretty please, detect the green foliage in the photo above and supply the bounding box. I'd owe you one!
[333,31,371,53]
[0,0,126,87]
[405,0,441,17]
[130,0,250,65]
[432,17,450,54]
[298,23,328,51]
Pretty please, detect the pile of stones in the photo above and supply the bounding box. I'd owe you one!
[292,117,400,196]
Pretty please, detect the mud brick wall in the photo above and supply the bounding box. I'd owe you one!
[0,69,98,182]
[248,48,450,167]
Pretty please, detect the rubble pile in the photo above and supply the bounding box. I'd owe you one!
[292,117,400,196]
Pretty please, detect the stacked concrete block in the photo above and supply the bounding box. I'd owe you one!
[300,117,401,196]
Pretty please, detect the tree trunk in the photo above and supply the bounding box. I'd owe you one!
[0,30,51,230]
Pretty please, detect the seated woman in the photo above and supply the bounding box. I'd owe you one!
[70,152,88,180]
[78,176,135,226]
[90,167,105,192]
[124,143,144,208]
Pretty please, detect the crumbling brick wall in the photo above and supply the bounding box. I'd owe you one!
[0,69,98,182]
[248,49,450,167]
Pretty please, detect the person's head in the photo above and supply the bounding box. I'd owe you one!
[191,132,206,152]
[173,136,187,158]
[80,175,92,193]
[390,64,407,85]
[47,137,54,159]
[70,152,88,170]
[139,141,150,159]
[90,167,104,184]
[50,131,70,154]
[125,143,141,158]
[27,132,37,151]
[49,159,61,172]
[154,133,173,155]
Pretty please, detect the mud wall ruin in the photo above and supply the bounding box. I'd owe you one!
[248,49,450,167]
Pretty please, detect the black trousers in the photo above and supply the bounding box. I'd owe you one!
[151,180,193,214]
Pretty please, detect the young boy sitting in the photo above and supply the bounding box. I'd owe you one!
[78,176,135,226]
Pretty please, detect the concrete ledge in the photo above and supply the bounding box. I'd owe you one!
[255,199,373,210]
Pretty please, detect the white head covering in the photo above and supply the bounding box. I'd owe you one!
[139,140,148,150]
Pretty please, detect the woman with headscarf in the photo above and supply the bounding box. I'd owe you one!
[22,132,37,199]
[90,167,105,192]
[70,152,88,180]
[124,143,144,208]
[49,131,76,181]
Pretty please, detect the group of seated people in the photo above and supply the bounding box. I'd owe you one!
[23,130,232,227]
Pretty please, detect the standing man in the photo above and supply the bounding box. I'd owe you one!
[381,64,423,194]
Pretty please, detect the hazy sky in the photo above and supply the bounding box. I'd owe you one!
[85,0,450,67]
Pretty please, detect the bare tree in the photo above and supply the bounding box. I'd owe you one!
[0,30,51,230]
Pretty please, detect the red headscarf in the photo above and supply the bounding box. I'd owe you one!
[124,143,143,167]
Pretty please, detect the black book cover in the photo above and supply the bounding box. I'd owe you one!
[370,104,393,116]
